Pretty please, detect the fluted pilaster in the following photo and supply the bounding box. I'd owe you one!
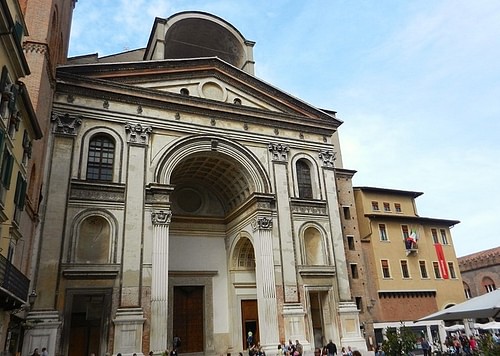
[252,216,279,349]
[150,209,172,353]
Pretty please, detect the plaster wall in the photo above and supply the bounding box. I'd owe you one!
[169,234,229,334]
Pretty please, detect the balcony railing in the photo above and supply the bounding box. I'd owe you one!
[0,254,29,309]
[404,238,418,256]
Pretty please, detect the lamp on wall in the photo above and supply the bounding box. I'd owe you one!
[28,289,37,308]
[10,289,37,315]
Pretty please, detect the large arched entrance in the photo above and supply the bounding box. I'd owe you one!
[155,135,273,353]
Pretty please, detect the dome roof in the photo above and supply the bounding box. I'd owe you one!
[145,11,255,74]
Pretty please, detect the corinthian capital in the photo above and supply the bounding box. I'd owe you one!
[268,142,290,162]
[125,122,152,145]
[319,149,336,168]
[251,216,273,231]
[51,112,82,135]
[151,210,172,225]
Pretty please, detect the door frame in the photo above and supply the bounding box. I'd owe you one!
[168,271,216,352]
[62,288,112,356]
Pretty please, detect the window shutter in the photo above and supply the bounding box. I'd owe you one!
[0,66,8,92]
[19,179,27,209]
[3,153,14,188]
[14,172,22,205]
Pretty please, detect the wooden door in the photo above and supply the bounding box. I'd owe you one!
[173,286,204,353]
[68,295,102,356]
[241,300,259,349]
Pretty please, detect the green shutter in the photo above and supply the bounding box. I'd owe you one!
[0,130,4,160]
[0,66,8,92]
[13,172,22,205]
[3,153,13,188]
[19,179,27,210]
[13,22,24,45]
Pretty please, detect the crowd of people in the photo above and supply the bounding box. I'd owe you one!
[442,332,500,354]
[272,338,361,356]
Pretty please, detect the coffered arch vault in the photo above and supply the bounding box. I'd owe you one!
[156,135,272,214]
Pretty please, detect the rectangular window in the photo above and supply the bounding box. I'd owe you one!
[401,225,409,239]
[431,229,439,244]
[379,224,388,241]
[13,171,27,223]
[355,297,362,311]
[419,261,429,278]
[343,206,351,220]
[383,202,391,212]
[433,262,441,279]
[0,148,13,202]
[7,240,14,262]
[347,236,355,250]
[350,264,359,279]
[464,288,472,299]
[381,259,391,278]
[401,260,410,278]
[394,203,402,213]
[371,201,379,211]
[440,229,449,244]
[1,149,13,188]
[448,262,457,278]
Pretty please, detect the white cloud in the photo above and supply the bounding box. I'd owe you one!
[67,1,500,256]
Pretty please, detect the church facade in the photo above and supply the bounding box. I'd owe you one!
[23,12,366,356]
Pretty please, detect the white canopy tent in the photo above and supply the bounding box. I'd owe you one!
[477,321,500,330]
[418,289,500,321]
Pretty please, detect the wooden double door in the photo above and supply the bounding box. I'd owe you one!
[173,286,204,353]
[67,293,111,356]
[241,300,259,350]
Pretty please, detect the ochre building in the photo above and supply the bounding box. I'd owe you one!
[353,186,465,347]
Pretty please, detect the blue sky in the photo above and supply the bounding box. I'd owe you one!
[69,1,500,257]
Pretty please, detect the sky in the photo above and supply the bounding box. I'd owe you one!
[68,1,500,257]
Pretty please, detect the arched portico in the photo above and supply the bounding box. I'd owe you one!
[149,135,277,354]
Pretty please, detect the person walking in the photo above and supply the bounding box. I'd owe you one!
[326,340,337,356]
[421,337,431,356]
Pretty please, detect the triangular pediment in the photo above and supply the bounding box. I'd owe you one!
[59,57,340,125]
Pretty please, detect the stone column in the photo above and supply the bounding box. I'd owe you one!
[319,149,351,301]
[22,113,82,356]
[268,143,299,303]
[319,150,366,352]
[113,123,151,355]
[252,216,279,351]
[150,209,172,353]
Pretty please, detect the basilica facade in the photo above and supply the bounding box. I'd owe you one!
[22,11,366,356]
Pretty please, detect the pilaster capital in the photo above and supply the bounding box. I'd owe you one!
[51,112,82,135]
[151,210,172,226]
[125,122,152,145]
[251,216,273,231]
[319,149,336,168]
[268,142,290,162]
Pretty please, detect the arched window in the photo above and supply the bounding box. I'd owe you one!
[304,226,324,265]
[86,134,115,181]
[233,238,255,269]
[76,216,111,263]
[296,159,313,199]
[482,277,496,293]
[463,282,472,299]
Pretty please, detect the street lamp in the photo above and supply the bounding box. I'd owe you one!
[28,289,37,308]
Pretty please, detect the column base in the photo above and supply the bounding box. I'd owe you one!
[282,304,311,352]
[113,307,146,355]
[22,310,61,356]
[338,302,367,352]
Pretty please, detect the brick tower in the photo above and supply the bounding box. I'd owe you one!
[18,1,77,355]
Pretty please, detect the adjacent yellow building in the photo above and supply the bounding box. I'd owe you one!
[353,186,465,347]
[0,0,42,351]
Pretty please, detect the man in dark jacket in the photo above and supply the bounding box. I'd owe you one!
[326,340,337,356]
